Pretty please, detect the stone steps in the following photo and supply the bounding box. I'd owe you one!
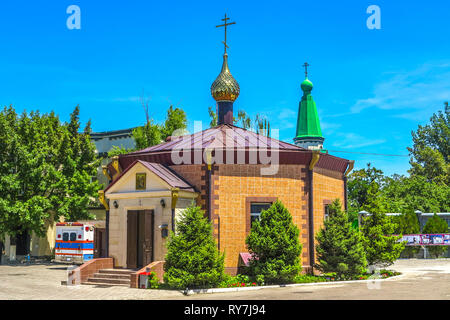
[82,268,137,287]
[93,273,131,280]
[98,268,136,275]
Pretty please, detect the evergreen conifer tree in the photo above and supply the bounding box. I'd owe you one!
[423,213,449,258]
[315,199,367,279]
[395,210,421,258]
[360,183,405,268]
[163,204,225,289]
[245,201,302,284]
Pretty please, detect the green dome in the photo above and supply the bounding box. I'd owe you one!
[301,78,313,93]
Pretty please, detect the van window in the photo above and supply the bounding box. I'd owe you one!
[62,233,69,241]
[70,232,77,241]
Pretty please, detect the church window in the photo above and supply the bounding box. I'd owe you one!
[324,204,330,220]
[250,203,272,226]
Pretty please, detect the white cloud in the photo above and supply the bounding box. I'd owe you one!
[332,133,386,149]
[350,62,450,118]
[277,108,297,120]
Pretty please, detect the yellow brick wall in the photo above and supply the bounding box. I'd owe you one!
[215,164,310,272]
[169,163,346,273]
[312,167,345,248]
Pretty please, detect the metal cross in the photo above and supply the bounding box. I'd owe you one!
[303,62,310,78]
[216,13,236,54]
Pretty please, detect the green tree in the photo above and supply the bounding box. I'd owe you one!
[208,106,217,127]
[382,175,449,213]
[0,105,100,239]
[245,201,302,284]
[161,105,187,141]
[393,210,421,258]
[360,183,405,268]
[236,110,252,129]
[408,102,449,185]
[423,213,449,258]
[163,204,225,289]
[132,120,162,150]
[315,199,367,279]
[107,145,133,157]
[347,163,386,212]
[254,113,270,137]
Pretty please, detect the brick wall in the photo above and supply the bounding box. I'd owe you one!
[312,167,345,264]
[169,163,345,275]
[130,260,165,288]
[72,258,114,284]
[215,164,310,274]
[170,164,205,208]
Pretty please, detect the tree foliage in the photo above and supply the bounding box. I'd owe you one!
[422,213,449,258]
[408,102,449,185]
[208,106,217,127]
[315,199,367,279]
[347,163,385,211]
[245,201,302,284]
[348,104,449,216]
[360,186,405,267]
[160,105,187,141]
[163,204,225,289]
[392,210,421,258]
[348,165,449,215]
[132,120,162,150]
[0,105,101,238]
[131,104,187,151]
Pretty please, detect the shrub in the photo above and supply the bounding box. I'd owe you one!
[147,272,159,289]
[315,199,367,280]
[293,274,327,283]
[423,213,449,258]
[360,184,405,268]
[245,201,302,284]
[396,210,421,258]
[163,204,226,289]
[219,274,258,288]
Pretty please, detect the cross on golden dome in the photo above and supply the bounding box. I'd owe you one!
[216,13,236,54]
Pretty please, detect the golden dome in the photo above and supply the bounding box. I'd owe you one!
[211,53,240,102]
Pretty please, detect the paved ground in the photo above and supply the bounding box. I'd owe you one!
[0,259,449,300]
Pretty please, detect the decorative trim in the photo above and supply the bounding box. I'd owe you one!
[98,190,109,210]
[105,190,198,200]
[309,150,320,170]
[344,160,355,177]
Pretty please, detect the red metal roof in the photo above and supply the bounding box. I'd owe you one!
[128,124,303,154]
[115,124,350,174]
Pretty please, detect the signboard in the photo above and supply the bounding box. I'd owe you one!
[398,234,450,246]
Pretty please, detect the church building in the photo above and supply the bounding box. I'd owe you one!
[100,16,353,275]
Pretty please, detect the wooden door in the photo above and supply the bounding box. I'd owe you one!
[94,228,106,258]
[127,211,138,269]
[143,210,154,266]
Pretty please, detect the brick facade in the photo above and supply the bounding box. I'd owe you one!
[115,162,346,276]
[312,167,345,238]
[168,163,346,275]
[214,164,310,274]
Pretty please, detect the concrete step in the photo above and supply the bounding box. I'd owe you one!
[93,273,130,280]
[81,281,130,287]
[85,277,130,285]
[98,268,136,275]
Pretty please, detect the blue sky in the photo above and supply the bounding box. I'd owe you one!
[0,0,449,176]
